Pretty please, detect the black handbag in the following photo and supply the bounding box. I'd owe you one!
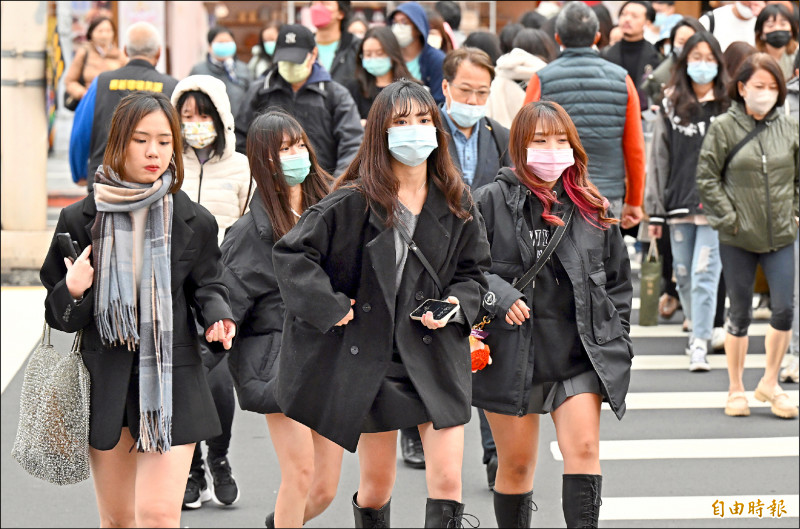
[64,47,88,111]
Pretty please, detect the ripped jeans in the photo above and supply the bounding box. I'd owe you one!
[669,223,722,341]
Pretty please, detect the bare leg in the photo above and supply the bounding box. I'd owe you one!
[135,442,196,528]
[418,423,464,501]
[303,430,345,523]
[763,326,792,388]
[550,393,602,475]
[726,334,749,394]
[266,413,315,528]
[356,431,397,509]
[483,412,540,495]
[89,428,138,528]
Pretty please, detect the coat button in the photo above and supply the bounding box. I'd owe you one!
[362,303,371,312]
[415,291,425,301]
[597,337,605,344]
[350,346,359,355]
[423,335,432,345]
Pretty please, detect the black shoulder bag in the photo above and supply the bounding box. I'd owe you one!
[720,120,769,179]
[64,46,88,111]
[470,202,575,371]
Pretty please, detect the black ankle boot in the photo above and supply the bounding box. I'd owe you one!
[562,474,602,528]
[425,498,477,528]
[493,490,537,528]
[352,492,391,528]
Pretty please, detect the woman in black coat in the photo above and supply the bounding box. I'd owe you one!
[39,92,235,528]
[272,80,490,527]
[221,110,341,528]
[471,101,633,529]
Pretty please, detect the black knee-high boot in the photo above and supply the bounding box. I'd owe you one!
[493,490,536,528]
[352,492,391,528]
[562,474,602,528]
[424,498,465,528]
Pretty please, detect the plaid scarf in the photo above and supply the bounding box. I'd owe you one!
[92,166,174,452]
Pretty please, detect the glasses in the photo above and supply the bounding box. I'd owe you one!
[450,84,491,102]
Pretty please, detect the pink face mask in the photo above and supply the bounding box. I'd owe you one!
[526,148,574,182]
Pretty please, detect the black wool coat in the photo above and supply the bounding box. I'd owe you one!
[40,191,234,450]
[472,169,633,419]
[220,192,285,414]
[272,182,491,452]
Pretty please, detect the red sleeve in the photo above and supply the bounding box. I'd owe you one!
[622,75,645,208]
[524,74,541,104]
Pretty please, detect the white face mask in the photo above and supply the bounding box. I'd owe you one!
[427,34,443,49]
[392,23,415,48]
[742,87,779,115]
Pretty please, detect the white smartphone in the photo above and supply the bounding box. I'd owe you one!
[410,299,459,324]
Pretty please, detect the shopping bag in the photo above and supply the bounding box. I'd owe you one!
[638,242,661,327]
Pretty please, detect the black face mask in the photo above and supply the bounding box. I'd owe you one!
[764,30,793,48]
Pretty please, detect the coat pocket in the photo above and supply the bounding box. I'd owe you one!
[588,270,624,345]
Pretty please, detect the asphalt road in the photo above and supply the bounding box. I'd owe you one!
[2,259,798,528]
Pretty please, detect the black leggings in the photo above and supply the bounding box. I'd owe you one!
[192,356,235,469]
[720,243,795,336]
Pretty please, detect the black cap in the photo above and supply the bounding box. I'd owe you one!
[274,24,316,64]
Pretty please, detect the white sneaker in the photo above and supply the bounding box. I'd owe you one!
[711,327,726,351]
[689,344,711,372]
[779,355,799,383]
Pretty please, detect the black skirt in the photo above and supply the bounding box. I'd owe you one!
[361,354,430,433]
[526,368,602,415]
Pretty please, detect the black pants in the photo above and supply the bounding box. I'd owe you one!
[191,356,235,470]
[400,407,497,465]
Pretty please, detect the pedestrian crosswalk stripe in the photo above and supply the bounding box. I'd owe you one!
[632,354,765,370]
[600,390,799,410]
[550,437,799,461]
[630,323,768,338]
[598,494,799,520]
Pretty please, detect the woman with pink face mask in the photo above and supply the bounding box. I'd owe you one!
[472,101,633,529]
[697,53,799,420]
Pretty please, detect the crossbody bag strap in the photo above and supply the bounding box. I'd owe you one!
[511,202,575,292]
[396,222,444,295]
[720,120,768,180]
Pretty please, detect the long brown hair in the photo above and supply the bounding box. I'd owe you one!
[102,91,184,193]
[354,26,420,99]
[509,101,616,229]
[246,110,332,240]
[335,79,470,226]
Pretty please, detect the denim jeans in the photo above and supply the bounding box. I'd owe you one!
[669,224,722,341]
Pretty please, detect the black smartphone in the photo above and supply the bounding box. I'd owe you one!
[56,232,80,262]
[410,299,459,323]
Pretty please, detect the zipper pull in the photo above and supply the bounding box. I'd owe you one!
[762,154,767,173]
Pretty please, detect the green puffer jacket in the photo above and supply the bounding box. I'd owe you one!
[696,101,799,253]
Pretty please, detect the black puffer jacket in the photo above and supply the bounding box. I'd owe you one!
[472,168,633,419]
[220,192,285,414]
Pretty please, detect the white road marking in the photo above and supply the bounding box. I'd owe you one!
[550,437,799,461]
[630,323,768,338]
[599,494,798,520]
[632,354,765,370]
[601,390,798,411]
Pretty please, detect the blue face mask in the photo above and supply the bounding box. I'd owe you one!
[362,57,392,77]
[387,125,438,167]
[447,98,487,128]
[687,61,718,85]
[281,152,311,185]
[263,41,276,56]
[211,41,237,59]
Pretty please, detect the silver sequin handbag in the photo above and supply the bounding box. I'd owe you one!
[12,324,90,485]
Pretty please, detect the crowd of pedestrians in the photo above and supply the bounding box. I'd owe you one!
[46,1,799,528]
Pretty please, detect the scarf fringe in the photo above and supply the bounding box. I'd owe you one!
[136,409,172,453]
[96,300,139,349]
